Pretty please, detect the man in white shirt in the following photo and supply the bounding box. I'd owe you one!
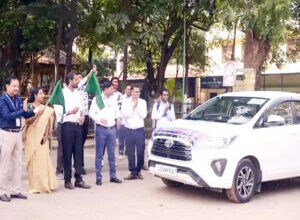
[89,81,122,185]
[118,85,131,159]
[111,77,122,109]
[121,85,147,180]
[62,72,91,190]
[151,88,176,128]
[77,65,98,174]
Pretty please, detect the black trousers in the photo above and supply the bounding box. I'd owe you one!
[125,127,145,174]
[81,115,89,167]
[56,123,63,173]
[62,122,83,182]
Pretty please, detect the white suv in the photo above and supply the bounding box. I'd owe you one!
[148,91,300,203]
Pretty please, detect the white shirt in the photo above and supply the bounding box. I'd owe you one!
[63,87,82,123]
[120,94,130,125]
[112,91,122,110]
[151,101,176,128]
[89,93,121,127]
[121,98,147,129]
[53,104,63,124]
[77,77,89,116]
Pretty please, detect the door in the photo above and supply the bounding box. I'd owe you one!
[291,101,300,175]
[250,100,296,181]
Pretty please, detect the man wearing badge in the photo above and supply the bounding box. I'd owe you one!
[0,75,42,202]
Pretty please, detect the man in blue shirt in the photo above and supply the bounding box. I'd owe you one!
[0,75,38,202]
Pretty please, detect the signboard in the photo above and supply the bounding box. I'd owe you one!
[223,61,237,87]
[201,76,224,89]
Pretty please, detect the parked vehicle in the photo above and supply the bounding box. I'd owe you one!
[148,91,300,202]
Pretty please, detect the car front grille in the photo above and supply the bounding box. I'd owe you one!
[151,138,192,161]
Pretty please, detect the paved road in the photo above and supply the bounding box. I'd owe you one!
[1,148,300,220]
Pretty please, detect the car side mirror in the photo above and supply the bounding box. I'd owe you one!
[264,114,285,127]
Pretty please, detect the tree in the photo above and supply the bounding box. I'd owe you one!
[0,0,58,92]
[219,0,295,90]
[126,0,217,94]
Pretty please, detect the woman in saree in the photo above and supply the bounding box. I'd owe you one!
[23,87,58,193]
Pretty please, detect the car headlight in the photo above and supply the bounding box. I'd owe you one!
[194,136,237,149]
[209,137,235,148]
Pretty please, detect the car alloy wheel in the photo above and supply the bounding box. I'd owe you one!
[236,166,255,198]
[226,159,258,203]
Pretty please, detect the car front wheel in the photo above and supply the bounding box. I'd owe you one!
[226,159,258,203]
[161,178,184,188]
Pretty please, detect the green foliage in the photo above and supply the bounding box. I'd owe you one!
[188,30,209,71]
[219,0,292,46]
[164,78,182,101]
[0,0,58,52]
[218,0,298,73]
[78,58,111,78]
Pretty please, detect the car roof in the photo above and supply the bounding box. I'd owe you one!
[219,91,300,99]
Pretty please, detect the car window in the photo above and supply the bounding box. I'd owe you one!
[186,96,268,124]
[266,102,292,126]
[293,101,300,124]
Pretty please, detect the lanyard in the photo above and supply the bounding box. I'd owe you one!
[5,94,18,111]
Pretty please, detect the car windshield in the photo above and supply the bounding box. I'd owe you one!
[186,96,269,124]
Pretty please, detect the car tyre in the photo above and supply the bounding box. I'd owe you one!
[226,159,258,203]
[161,178,184,188]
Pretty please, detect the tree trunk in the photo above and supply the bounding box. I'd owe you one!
[123,45,128,81]
[185,30,191,98]
[65,40,73,74]
[172,56,180,102]
[155,38,179,94]
[146,20,182,95]
[52,0,64,92]
[145,50,156,91]
[65,0,77,75]
[231,20,237,61]
[11,29,23,77]
[244,29,271,90]
[30,53,35,82]
[88,47,93,64]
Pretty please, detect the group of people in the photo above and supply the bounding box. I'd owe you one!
[0,67,176,202]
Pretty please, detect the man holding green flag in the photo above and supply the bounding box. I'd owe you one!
[50,73,91,190]
[89,80,122,186]
[48,80,65,180]
[77,65,98,175]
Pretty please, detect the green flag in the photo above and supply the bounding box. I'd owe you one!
[85,73,104,110]
[48,80,65,113]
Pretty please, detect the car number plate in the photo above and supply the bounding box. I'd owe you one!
[155,164,177,176]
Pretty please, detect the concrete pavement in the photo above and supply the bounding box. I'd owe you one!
[2,148,300,220]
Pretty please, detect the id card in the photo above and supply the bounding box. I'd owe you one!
[16,118,21,127]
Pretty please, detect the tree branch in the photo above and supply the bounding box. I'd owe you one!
[190,23,209,31]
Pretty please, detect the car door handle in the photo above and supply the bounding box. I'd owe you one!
[288,132,298,136]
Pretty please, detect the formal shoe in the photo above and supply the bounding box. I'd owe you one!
[75,181,91,189]
[142,165,149,170]
[96,179,102,186]
[82,168,87,175]
[56,172,64,180]
[0,194,11,202]
[64,182,75,190]
[124,173,138,180]
[110,177,122,183]
[137,172,144,180]
[10,193,27,200]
